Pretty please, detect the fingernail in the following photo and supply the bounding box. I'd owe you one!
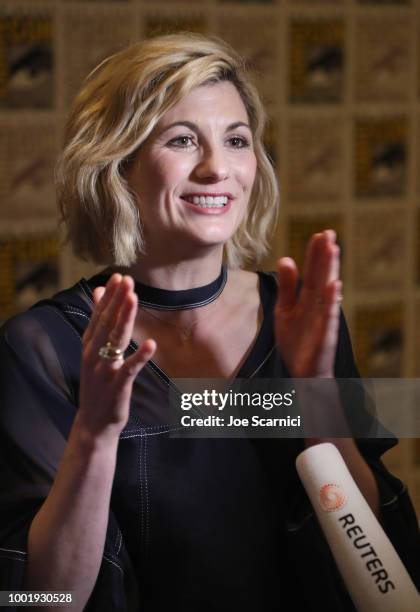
[142,339,155,353]
[110,273,122,284]
[123,275,134,289]
[326,229,336,242]
[281,257,294,265]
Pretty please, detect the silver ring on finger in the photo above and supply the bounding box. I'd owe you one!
[98,341,124,361]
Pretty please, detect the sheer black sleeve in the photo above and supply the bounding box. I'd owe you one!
[0,311,76,589]
[0,306,138,611]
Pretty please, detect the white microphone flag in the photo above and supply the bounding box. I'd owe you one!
[296,442,419,612]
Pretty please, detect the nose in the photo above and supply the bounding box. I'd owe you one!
[194,145,229,182]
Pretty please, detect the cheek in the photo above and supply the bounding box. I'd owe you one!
[130,154,172,196]
[149,154,190,190]
[143,161,167,190]
[237,155,257,191]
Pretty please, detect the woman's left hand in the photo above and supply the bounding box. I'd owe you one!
[274,229,342,378]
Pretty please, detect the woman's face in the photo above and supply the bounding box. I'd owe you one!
[126,81,257,254]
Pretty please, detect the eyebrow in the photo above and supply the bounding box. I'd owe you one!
[161,120,252,133]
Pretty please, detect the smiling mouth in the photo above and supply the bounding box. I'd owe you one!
[181,195,229,208]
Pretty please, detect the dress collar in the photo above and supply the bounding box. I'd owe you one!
[132,265,227,311]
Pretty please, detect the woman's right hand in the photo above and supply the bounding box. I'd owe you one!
[78,273,156,440]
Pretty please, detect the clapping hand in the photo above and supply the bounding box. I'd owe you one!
[274,230,342,378]
[79,274,156,440]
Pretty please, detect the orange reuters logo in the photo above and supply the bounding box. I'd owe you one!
[319,483,347,512]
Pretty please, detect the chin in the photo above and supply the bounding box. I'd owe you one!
[191,218,241,241]
[191,227,236,246]
[178,233,230,254]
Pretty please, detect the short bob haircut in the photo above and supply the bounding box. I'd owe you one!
[56,32,279,268]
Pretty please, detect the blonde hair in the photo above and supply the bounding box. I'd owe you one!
[56,32,279,268]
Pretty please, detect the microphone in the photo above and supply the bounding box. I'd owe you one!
[296,442,419,612]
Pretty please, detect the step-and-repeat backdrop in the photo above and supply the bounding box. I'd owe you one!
[0,0,419,510]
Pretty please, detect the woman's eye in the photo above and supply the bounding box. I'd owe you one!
[229,136,250,149]
[168,136,194,148]
[167,135,251,149]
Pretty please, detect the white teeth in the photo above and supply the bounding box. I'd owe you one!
[183,195,228,208]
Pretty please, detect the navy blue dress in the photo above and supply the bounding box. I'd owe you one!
[0,271,418,611]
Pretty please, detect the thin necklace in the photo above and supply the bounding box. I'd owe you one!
[138,300,221,340]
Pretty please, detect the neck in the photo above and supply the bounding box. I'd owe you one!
[105,247,225,291]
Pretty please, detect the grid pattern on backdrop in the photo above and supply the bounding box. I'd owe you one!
[0,0,419,512]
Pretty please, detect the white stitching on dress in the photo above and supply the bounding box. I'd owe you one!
[116,529,122,556]
[0,546,26,555]
[46,307,85,344]
[148,363,171,386]
[0,555,26,562]
[381,484,406,507]
[62,309,91,321]
[286,512,314,533]
[249,346,276,378]
[103,554,124,574]
[122,424,174,432]
[136,267,227,311]
[77,281,94,305]
[121,427,184,439]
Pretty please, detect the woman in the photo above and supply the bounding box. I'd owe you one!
[0,33,418,611]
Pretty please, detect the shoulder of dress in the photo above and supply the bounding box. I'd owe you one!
[48,279,93,310]
[0,308,54,359]
[1,308,38,340]
[0,280,91,346]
